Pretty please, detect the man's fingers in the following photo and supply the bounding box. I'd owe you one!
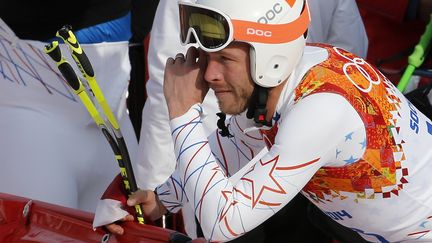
[166,52,187,66]
[175,53,185,59]
[104,214,134,235]
[185,47,199,64]
[174,53,185,63]
[198,48,207,69]
[106,223,125,235]
[166,48,201,68]
[166,57,174,65]
[127,190,153,206]
[124,214,134,221]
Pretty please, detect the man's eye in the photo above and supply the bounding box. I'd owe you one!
[220,56,231,62]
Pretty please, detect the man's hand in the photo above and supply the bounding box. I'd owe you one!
[105,214,134,235]
[104,190,167,235]
[164,46,209,119]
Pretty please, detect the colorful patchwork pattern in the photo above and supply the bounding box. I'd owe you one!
[295,44,408,202]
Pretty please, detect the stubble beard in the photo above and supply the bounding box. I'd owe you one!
[217,90,252,115]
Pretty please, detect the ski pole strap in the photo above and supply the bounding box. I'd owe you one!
[398,15,432,92]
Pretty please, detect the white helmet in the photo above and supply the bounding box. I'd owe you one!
[179,0,310,87]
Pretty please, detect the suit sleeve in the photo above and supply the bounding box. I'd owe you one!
[162,93,366,241]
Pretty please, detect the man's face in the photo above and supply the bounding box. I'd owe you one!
[203,42,255,115]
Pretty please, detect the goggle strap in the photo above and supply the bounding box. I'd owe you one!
[232,3,310,44]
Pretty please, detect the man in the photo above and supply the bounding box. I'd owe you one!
[97,0,432,242]
[131,0,367,239]
[136,0,368,194]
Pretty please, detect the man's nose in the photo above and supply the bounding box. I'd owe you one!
[204,60,222,83]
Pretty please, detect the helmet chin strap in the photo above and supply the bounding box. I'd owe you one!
[216,84,272,138]
[246,85,272,127]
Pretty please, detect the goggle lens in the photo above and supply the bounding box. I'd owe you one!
[179,4,231,50]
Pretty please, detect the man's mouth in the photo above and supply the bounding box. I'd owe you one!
[214,90,232,99]
[214,90,230,94]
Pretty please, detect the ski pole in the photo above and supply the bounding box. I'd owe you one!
[44,40,145,224]
[56,25,120,132]
[55,26,140,198]
[397,15,432,93]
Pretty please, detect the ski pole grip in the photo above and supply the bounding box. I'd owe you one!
[44,41,62,63]
[56,25,95,77]
[58,63,81,91]
[45,42,81,91]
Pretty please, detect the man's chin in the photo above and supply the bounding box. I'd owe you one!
[219,104,246,116]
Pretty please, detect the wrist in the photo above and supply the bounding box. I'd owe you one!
[168,105,189,120]
[168,102,202,120]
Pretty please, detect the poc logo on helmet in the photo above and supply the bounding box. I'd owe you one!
[257,3,283,24]
[247,28,272,37]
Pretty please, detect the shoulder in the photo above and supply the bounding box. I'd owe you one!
[274,93,365,165]
[277,93,364,144]
[300,44,361,72]
[295,45,330,77]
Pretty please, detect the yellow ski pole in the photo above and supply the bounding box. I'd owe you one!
[44,41,145,224]
[56,26,140,203]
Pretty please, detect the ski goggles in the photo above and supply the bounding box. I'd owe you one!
[178,2,310,52]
